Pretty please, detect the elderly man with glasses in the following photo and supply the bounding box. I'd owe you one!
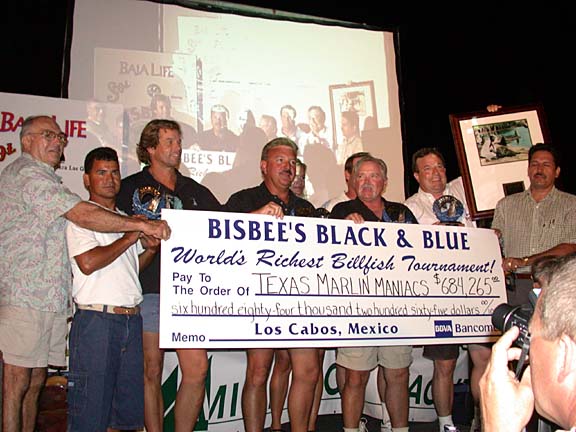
[0,115,171,432]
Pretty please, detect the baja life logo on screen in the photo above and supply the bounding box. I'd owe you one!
[434,320,454,337]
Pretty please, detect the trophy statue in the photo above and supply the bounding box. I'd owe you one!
[132,186,176,220]
[432,195,464,226]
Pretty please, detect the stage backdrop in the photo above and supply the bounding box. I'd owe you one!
[68,0,405,207]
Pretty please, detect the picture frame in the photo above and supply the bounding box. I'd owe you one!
[329,80,378,147]
[449,104,549,220]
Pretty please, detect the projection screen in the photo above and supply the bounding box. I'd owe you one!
[69,0,404,206]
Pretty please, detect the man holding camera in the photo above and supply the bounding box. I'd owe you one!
[480,253,576,431]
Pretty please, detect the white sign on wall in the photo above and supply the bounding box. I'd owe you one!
[0,92,124,199]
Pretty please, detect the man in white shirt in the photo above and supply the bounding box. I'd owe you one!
[404,148,491,432]
[66,147,159,431]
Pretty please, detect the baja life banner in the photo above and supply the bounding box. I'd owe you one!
[0,92,124,199]
[159,209,506,349]
[93,48,236,189]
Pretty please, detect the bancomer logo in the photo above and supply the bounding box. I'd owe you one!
[434,320,453,337]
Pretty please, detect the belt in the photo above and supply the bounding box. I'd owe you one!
[76,304,140,315]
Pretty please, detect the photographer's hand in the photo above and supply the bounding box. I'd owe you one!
[480,326,534,432]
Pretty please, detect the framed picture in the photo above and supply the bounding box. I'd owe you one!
[449,104,549,220]
[329,80,378,147]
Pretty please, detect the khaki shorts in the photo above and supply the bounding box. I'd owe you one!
[337,345,413,371]
[0,305,68,368]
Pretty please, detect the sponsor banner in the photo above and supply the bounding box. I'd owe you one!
[0,92,124,198]
[94,47,197,127]
[160,210,506,349]
[93,48,237,184]
[160,347,468,429]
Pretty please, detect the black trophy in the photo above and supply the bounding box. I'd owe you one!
[432,195,464,226]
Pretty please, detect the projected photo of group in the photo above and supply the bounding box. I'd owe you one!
[73,1,403,206]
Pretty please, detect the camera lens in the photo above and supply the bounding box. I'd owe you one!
[491,303,533,348]
[491,303,516,331]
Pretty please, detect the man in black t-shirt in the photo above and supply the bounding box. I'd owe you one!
[117,119,220,432]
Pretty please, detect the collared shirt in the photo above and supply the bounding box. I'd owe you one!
[330,197,417,225]
[0,153,82,312]
[404,177,474,227]
[225,182,316,216]
[492,186,576,258]
[281,127,305,148]
[197,128,239,152]
[299,127,332,152]
[336,134,363,165]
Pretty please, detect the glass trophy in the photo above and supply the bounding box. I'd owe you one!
[432,195,464,226]
[132,186,174,220]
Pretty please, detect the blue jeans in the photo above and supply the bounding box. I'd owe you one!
[67,309,144,431]
[141,293,160,333]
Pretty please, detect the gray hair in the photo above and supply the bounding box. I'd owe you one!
[352,155,388,180]
[20,115,53,141]
[535,253,576,340]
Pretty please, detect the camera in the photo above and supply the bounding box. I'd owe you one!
[491,303,533,349]
[491,289,540,350]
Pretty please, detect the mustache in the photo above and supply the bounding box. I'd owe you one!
[360,184,375,191]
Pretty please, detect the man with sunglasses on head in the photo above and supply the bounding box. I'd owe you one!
[224,137,319,432]
[0,115,171,432]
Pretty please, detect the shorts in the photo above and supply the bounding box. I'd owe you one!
[423,343,460,360]
[141,293,160,333]
[67,309,144,431]
[0,305,67,368]
[336,345,412,370]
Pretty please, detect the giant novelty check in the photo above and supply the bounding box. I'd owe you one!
[159,209,506,348]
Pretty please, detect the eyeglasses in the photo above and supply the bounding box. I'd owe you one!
[26,130,68,145]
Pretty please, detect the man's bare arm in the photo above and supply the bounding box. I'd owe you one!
[65,201,170,240]
[73,231,141,275]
